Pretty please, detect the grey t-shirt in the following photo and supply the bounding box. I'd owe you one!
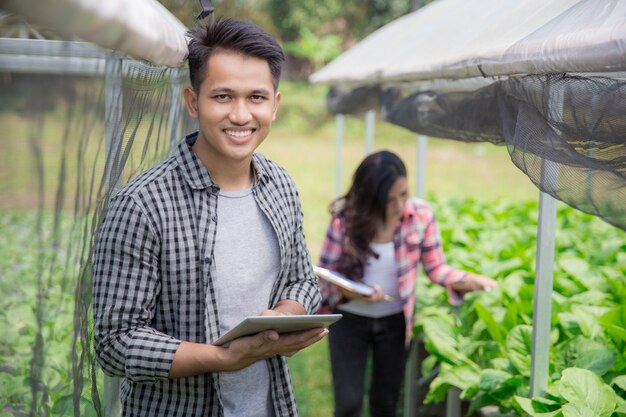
[212,186,280,417]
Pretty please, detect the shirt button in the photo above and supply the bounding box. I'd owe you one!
[203,257,210,265]
[211,215,217,222]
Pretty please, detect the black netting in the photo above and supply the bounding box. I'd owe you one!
[0,58,189,416]
[326,84,381,115]
[370,74,625,231]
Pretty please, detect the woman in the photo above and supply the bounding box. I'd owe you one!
[318,150,496,417]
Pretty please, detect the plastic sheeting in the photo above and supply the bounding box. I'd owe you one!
[310,0,626,85]
[1,0,188,67]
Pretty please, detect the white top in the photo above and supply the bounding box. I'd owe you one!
[338,242,404,318]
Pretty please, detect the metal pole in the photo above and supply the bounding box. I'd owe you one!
[446,388,462,417]
[103,51,123,417]
[104,52,123,193]
[168,67,183,153]
[530,81,562,398]
[415,135,428,199]
[403,134,429,417]
[364,109,375,154]
[530,180,558,397]
[335,114,345,197]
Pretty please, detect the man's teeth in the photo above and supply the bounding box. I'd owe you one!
[225,129,252,137]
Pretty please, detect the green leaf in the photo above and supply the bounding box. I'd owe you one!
[614,396,626,415]
[514,396,536,415]
[561,403,595,417]
[52,394,73,416]
[612,375,626,392]
[559,258,589,278]
[559,368,617,417]
[478,369,522,402]
[422,314,474,367]
[600,306,626,348]
[474,301,504,345]
[506,325,533,376]
[573,349,615,376]
[554,336,605,372]
[425,363,480,404]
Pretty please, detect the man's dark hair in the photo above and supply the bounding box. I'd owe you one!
[187,17,285,92]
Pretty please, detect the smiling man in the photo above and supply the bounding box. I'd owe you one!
[93,18,324,417]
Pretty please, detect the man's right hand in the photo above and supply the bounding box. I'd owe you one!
[169,327,328,378]
[220,327,328,371]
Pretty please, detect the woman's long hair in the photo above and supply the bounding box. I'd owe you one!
[331,150,407,280]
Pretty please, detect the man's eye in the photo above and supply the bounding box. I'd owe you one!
[214,95,230,101]
[250,95,265,102]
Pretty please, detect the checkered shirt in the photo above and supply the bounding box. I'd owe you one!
[93,132,320,416]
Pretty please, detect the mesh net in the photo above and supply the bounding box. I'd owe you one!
[0,52,193,415]
[326,74,626,231]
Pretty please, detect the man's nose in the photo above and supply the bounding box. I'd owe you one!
[229,100,253,125]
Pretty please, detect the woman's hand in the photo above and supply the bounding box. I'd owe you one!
[339,285,385,303]
[452,273,498,294]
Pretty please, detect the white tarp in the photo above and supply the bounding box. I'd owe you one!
[1,0,188,67]
[310,0,626,85]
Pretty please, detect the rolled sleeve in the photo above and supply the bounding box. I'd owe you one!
[93,195,180,383]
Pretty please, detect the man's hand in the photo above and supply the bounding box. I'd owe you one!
[220,326,328,371]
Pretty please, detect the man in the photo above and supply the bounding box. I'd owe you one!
[93,17,325,416]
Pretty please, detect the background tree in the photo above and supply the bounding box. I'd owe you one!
[156,0,435,79]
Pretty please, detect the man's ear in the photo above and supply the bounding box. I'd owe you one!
[272,91,281,121]
[183,87,199,119]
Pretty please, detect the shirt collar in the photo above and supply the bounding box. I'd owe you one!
[174,131,270,190]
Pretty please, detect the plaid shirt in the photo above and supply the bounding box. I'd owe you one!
[93,132,320,417]
[318,197,466,345]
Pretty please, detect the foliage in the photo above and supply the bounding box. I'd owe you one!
[1,195,624,416]
[283,28,343,71]
[0,211,100,416]
[414,197,626,416]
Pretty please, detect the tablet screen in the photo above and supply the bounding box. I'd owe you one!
[212,314,342,346]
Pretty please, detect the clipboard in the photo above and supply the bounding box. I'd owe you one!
[313,265,397,301]
[212,314,342,346]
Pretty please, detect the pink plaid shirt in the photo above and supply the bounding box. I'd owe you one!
[318,197,466,345]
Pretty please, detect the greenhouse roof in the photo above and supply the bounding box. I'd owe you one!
[310,0,626,85]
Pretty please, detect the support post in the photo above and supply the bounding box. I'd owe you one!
[446,388,462,417]
[104,52,123,193]
[168,67,183,152]
[415,135,428,199]
[530,185,558,396]
[364,109,375,154]
[403,134,428,417]
[335,114,345,197]
[530,81,562,398]
[103,51,123,417]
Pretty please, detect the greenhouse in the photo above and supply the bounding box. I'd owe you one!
[1,0,625,416]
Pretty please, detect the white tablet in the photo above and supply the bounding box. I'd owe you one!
[313,265,375,296]
[212,314,343,346]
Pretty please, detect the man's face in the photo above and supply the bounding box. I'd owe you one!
[184,50,280,166]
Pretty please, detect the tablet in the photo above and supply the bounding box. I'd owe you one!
[313,265,374,296]
[313,266,398,301]
[212,314,343,346]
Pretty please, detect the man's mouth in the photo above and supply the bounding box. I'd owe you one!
[224,129,253,138]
